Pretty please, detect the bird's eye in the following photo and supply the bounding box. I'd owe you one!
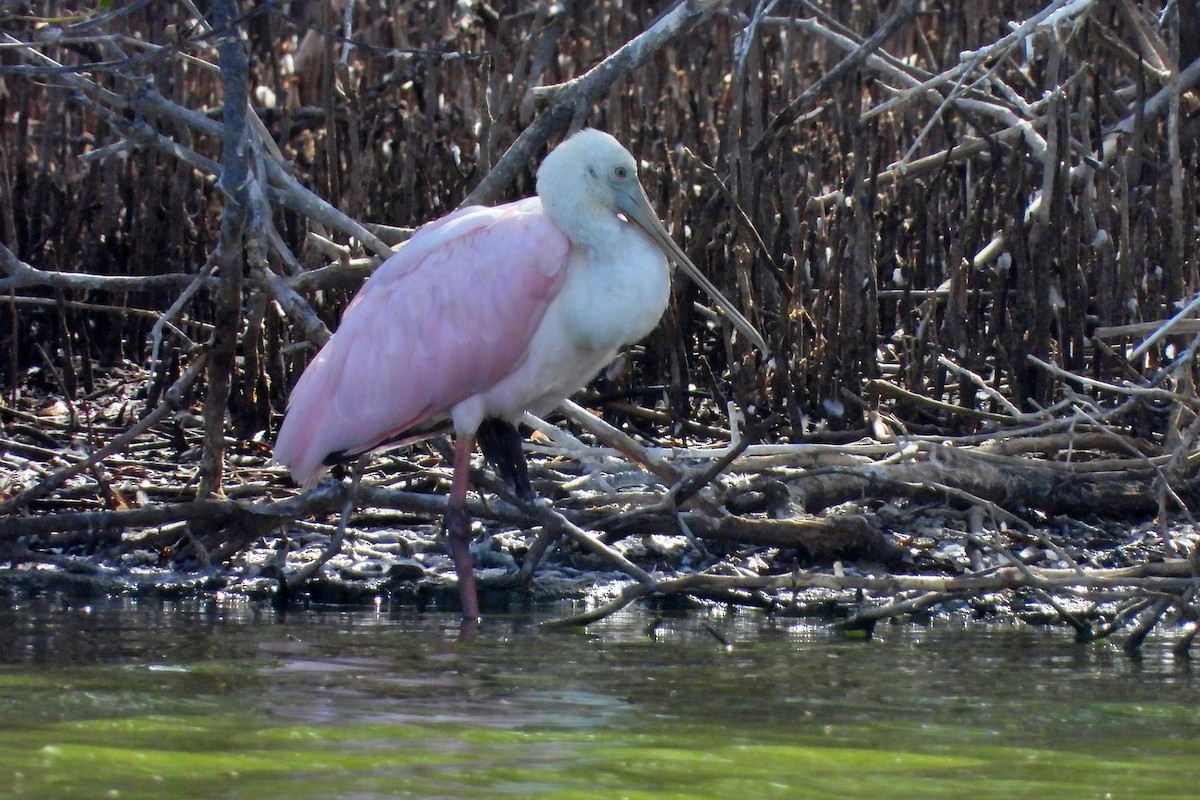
[612,165,629,180]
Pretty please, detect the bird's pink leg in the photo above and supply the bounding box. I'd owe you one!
[446,433,480,624]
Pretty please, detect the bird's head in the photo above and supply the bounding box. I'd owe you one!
[535,128,769,355]
[536,128,647,239]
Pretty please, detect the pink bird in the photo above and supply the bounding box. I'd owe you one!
[274,129,765,622]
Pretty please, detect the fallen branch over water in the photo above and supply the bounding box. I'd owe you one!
[541,558,1197,628]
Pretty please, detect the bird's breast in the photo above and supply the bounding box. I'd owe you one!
[451,222,672,430]
[556,226,672,353]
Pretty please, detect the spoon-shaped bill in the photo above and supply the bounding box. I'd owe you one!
[615,183,769,355]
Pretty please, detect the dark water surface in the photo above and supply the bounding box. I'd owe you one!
[0,596,1196,799]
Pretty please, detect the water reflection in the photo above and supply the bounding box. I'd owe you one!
[0,596,1197,799]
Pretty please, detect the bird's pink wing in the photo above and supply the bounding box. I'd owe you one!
[274,197,569,484]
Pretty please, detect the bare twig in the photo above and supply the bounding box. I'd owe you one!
[464,0,732,207]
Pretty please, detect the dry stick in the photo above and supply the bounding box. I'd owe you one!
[260,160,393,260]
[0,31,127,105]
[528,428,900,467]
[32,343,80,430]
[287,256,378,294]
[699,620,733,648]
[305,232,352,261]
[1069,54,1200,183]
[521,501,659,588]
[893,16,1096,173]
[440,451,660,589]
[361,223,415,247]
[1,28,390,308]
[1098,317,1200,342]
[16,462,1192,600]
[601,401,732,440]
[751,0,919,158]
[717,560,1194,594]
[1167,8,1186,323]
[2,296,198,335]
[1129,293,1200,362]
[1081,596,1157,643]
[866,377,1036,423]
[1123,596,1178,652]
[157,105,392,256]
[723,0,778,193]
[150,262,215,377]
[974,431,1162,465]
[1034,32,1063,228]
[767,12,929,92]
[103,77,391,261]
[951,57,1074,262]
[886,466,1086,571]
[936,354,1022,416]
[557,399,726,518]
[0,31,210,183]
[672,432,754,508]
[0,241,211,293]
[1114,0,1170,74]
[541,582,657,628]
[0,438,77,466]
[1173,621,1199,658]
[1068,403,1198,525]
[1166,366,1200,471]
[464,0,732,207]
[246,179,333,349]
[966,530,1092,638]
[680,147,780,277]
[811,118,1038,209]
[196,0,249,500]
[478,0,560,170]
[256,267,332,346]
[286,458,367,590]
[543,557,1199,629]
[0,354,208,517]
[0,479,466,544]
[249,175,304,275]
[557,399,685,487]
[81,90,334,345]
[895,55,1005,172]
[833,590,949,631]
[120,80,393,258]
[81,88,226,174]
[964,0,1096,63]
[859,49,979,123]
[822,24,1104,210]
[172,0,387,263]
[1027,355,1200,407]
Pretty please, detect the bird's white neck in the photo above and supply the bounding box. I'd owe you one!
[538,188,622,253]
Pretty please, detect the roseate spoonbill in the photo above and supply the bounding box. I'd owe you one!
[274,128,765,621]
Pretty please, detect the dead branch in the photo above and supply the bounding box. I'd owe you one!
[464,0,732,207]
[196,0,250,499]
[752,0,920,156]
[0,242,214,293]
[543,557,1197,629]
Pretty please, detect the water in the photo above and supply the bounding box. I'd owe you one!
[0,596,1196,799]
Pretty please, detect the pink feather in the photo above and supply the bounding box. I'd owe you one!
[275,196,570,485]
